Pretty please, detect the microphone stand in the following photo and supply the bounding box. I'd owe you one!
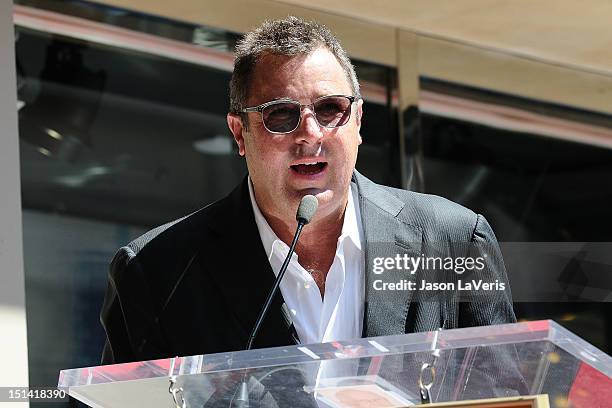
[246,220,305,351]
[231,196,317,408]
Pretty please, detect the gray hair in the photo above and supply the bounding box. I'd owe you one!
[229,16,360,122]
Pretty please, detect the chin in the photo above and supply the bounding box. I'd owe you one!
[286,185,343,210]
[313,189,334,202]
[293,188,332,203]
[311,189,344,216]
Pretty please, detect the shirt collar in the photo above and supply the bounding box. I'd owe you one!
[341,181,363,251]
[248,177,363,260]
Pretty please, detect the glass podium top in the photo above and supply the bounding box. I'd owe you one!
[59,320,611,407]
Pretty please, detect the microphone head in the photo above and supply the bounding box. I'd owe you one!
[296,195,318,225]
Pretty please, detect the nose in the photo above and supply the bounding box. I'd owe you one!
[294,106,324,145]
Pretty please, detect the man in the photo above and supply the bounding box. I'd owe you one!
[100,16,515,365]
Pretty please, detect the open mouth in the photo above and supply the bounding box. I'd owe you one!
[290,162,328,175]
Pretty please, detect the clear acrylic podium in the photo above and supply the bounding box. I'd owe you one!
[58,320,611,407]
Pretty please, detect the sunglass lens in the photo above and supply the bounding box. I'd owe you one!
[314,97,351,127]
[262,102,301,133]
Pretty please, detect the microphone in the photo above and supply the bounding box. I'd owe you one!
[232,195,318,408]
[245,194,318,350]
[296,195,318,225]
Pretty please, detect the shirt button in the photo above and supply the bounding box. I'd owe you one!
[304,282,311,289]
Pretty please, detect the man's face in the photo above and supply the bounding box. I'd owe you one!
[228,47,363,224]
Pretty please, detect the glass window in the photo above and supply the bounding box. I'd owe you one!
[419,77,612,352]
[15,2,400,397]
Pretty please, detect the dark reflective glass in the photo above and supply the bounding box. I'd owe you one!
[416,78,612,353]
[262,102,301,133]
[312,96,352,126]
[15,6,399,401]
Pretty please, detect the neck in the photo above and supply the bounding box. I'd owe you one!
[258,192,349,297]
[263,199,347,251]
[268,203,345,289]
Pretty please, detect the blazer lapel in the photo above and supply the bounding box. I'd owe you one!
[203,177,298,348]
[353,171,423,338]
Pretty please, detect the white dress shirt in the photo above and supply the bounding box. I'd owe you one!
[248,178,365,345]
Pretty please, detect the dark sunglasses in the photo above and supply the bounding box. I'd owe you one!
[241,95,357,134]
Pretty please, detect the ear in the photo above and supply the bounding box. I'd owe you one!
[355,98,363,145]
[227,113,246,156]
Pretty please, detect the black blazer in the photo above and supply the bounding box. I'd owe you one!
[100,171,515,365]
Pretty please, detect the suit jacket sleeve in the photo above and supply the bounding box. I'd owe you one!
[455,215,527,397]
[459,214,516,327]
[100,247,167,364]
